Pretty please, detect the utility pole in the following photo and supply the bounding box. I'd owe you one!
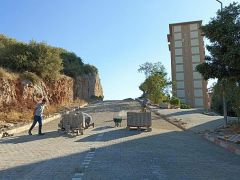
[216,0,227,127]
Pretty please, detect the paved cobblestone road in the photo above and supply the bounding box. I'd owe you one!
[0,100,240,180]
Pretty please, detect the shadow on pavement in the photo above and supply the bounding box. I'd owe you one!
[92,126,114,131]
[77,128,142,142]
[1,128,240,180]
[189,117,224,132]
[0,131,60,144]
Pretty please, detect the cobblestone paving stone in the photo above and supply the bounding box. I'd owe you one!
[0,100,240,180]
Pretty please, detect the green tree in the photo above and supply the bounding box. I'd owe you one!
[83,64,98,75]
[138,62,170,104]
[138,62,167,77]
[211,80,240,119]
[60,50,98,77]
[60,50,84,77]
[27,41,63,80]
[196,2,240,125]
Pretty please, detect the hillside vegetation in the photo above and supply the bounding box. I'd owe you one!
[0,34,98,80]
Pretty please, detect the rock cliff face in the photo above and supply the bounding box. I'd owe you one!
[74,74,103,100]
[0,73,103,111]
[0,78,17,108]
[0,75,74,110]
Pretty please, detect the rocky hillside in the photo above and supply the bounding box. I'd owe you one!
[74,74,103,100]
[0,70,103,111]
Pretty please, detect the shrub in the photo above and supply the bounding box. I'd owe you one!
[0,34,99,80]
[170,96,180,106]
[83,64,98,75]
[162,95,170,103]
[0,37,63,80]
[21,71,41,85]
[60,51,84,77]
[90,95,104,101]
[180,103,191,109]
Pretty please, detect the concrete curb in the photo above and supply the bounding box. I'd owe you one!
[203,133,240,155]
[148,107,186,131]
[0,103,88,138]
[154,111,186,131]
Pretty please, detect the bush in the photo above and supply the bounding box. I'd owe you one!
[0,34,99,80]
[60,51,84,77]
[21,71,41,85]
[0,39,63,80]
[90,95,104,101]
[162,95,170,103]
[83,64,98,75]
[170,96,180,106]
[180,103,191,109]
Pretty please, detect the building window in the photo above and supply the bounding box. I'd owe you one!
[190,31,198,38]
[175,56,183,64]
[190,23,198,31]
[194,80,202,88]
[191,47,200,54]
[192,55,200,62]
[177,89,185,98]
[191,39,199,46]
[176,72,184,80]
[173,25,182,32]
[179,98,186,103]
[195,98,204,107]
[176,81,185,89]
[174,32,182,40]
[176,64,184,72]
[174,40,182,48]
[175,48,183,56]
[194,89,203,97]
[193,72,202,79]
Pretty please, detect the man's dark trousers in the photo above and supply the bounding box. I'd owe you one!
[29,115,43,134]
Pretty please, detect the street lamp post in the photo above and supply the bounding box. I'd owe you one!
[216,0,228,127]
[216,0,223,11]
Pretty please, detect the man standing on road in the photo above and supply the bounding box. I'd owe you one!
[28,98,47,135]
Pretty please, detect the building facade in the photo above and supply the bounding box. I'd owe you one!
[167,20,208,108]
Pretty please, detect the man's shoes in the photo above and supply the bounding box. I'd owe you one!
[38,133,45,136]
[28,131,32,135]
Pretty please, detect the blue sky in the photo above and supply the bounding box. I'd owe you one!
[0,0,236,100]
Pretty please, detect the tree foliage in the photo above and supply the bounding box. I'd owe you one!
[83,64,98,75]
[170,96,180,107]
[0,40,63,80]
[196,2,240,80]
[211,80,240,116]
[60,50,84,77]
[138,62,167,78]
[138,62,171,104]
[0,34,99,80]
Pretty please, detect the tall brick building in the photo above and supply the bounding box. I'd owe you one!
[167,20,208,108]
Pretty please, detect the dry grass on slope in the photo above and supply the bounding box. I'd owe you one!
[0,67,19,80]
[0,99,87,124]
